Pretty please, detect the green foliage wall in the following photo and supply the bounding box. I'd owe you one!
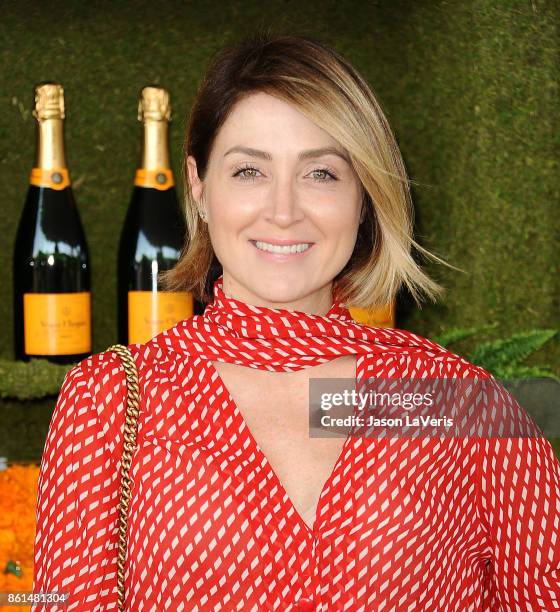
[1,0,558,372]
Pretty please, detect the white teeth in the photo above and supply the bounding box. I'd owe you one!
[254,241,312,254]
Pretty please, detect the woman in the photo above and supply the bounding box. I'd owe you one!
[32,32,560,611]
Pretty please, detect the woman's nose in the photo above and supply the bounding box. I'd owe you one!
[265,175,304,226]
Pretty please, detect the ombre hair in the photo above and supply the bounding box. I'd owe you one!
[160,30,455,309]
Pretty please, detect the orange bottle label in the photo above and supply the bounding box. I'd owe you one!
[349,302,395,329]
[134,168,174,190]
[29,167,71,190]
[128,290,193,344]
[23,292,91,355]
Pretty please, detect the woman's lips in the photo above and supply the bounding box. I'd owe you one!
[249,240,315,260]
[250,238,315,246]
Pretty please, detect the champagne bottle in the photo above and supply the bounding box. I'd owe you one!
[349,302,395,328]
[13,83,92,364]
[117,86,196,345]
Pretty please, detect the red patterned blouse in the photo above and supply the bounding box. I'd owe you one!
[32,276,560,611]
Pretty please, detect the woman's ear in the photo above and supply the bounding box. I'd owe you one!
[186,155,203,204]
[358,184,367,224]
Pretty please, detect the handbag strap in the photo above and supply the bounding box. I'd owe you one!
[106,344,141,612]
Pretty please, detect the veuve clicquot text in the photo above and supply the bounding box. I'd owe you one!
[13,83,92,364]
[117,86,194,345]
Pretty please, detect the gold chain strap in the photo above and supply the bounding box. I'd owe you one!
[106,344,141,612]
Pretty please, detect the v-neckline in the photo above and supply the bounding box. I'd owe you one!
[206,354,362,538]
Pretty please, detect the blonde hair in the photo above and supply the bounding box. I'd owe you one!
[161,31,457,309]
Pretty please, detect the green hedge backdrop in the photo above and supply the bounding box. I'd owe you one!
[0,0,558,459]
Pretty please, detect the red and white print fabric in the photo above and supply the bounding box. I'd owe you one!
[32,275,560,610]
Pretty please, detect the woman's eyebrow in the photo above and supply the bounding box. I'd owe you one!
[223,145,351,164]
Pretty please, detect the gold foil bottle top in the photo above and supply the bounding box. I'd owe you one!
[33,83,65,121]
[138,86,171,122]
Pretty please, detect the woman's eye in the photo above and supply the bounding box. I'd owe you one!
[310,168,337,182]
[233,166,261,181]
[231,165,338,182]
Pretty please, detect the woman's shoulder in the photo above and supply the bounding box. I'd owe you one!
[358,326,531,434]
[47,347,141,462]
[358,323,494,381]
[48,338,198,459]
[59,323,202,414]
[61,344,143,393]
[68,337,187,382]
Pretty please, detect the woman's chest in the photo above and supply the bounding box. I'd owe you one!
[210,355,357,528]
[127,419,483,610]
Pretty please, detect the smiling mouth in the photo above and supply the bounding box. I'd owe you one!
[249,240,314,255]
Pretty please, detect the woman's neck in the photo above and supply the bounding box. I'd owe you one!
[220,272,334,315]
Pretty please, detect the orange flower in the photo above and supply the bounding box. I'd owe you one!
[0,463,40,612]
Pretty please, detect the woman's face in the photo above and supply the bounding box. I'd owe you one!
[187,91,364,313]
